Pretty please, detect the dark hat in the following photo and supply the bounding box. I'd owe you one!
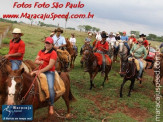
[139,34,146,37]
[54,28,63,33]
[101,32,108,38]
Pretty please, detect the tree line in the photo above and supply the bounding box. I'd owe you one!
[78,25,100,32]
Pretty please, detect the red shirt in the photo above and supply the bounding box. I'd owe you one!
[143,40,149,47]
[8,39,25,60]
[38,49,57,71]
[95,41,109,52]
[128,37,137,43]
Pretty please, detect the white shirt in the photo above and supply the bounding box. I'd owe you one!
[69,37,76,46]
[106,37,116,43]
[52,35,66,47]
[96,34,102,41]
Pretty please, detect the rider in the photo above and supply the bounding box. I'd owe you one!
[139,34,149,48]
[80,33,93,55]
[115,32,121,41]
[32,37,57,115]
[159,42,163,53]
[121,31,130,55]
[128,34,137,44]
[5,28,25,70]
[93,32,109,76]
[70,33,78,56]
[106,32,116,44]
[130,38,147,81]
[52,28,66,50]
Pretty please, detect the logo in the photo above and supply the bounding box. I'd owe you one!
[2,105,33,121]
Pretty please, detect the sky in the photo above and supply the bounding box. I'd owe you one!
[0,0,163,36]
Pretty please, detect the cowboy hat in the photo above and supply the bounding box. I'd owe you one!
[101,33,108,38]
[12,28,24,36]
[139,34,146,37]
[54,28,63,33]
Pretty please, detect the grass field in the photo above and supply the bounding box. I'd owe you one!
[0,23,162,122]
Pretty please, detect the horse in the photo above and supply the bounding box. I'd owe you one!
[65,38,77,69]
[81,45,112,90]
[0,57,11,113]
[128,38,135,49]
[56,49,71,72]
[4,62,75,118]
[118,41,144,97]
[107,41,116,61]
[153,53,163,95]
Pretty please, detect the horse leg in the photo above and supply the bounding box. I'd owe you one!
[128,79,135,97]
[120,78,127,98]
[91,71,98,88]
[89,73,93,90]
[62,94,70,116]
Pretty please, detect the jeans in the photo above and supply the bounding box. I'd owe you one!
[44,71,55,105]
[137,59,143,78]
[10,60,22,71]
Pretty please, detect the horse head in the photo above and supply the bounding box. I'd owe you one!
[5,66,25,105]
[57,49,71,71]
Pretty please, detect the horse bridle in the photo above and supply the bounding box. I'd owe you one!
[8,75,37,104]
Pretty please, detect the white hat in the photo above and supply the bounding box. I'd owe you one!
[12,28,24,36]
[131,34,135,37]
[88,33,92,36]
[50,33,54,36]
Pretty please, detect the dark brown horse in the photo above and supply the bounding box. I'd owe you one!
[65,38,77,69]
[4,62,75,118]
[81,45,112,90]
[118,42,144,97]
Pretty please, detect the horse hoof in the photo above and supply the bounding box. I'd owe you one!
[66,113,71,119]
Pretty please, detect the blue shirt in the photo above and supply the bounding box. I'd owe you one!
[121,36,128,41]
[52,35,66,47]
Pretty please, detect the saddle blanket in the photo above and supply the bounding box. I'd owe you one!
[94,53,112,66]
[128,57,147,71]
[37,71,66,102]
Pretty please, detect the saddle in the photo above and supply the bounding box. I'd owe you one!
[128,57,147,71]
[94,53,112,66]
[37,71,66,102]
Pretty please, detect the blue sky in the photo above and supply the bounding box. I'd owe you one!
[0,0,163,36]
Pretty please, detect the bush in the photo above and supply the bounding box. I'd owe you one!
[0,47,9,55]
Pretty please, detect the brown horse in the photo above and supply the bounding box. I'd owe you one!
[81,45,112,90]
[65,38,77,69]
[56,49,71,72]
[0,57,11,113]
[4,62,75,118]
[153,53,163,95]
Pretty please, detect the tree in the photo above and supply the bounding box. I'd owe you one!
[95,28,100,32]
[84,25,92,32]
[77,25,84,32]
[130,31,140,38]
[92,27,97,32]
[147,34,157,40]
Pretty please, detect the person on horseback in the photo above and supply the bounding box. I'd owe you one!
[32,37,57,115]
[139,34,149,48]
[93,32,109,76]
[106,32,116,43]
[4,28,25,70]
[116,31,130,55]
[80,33,93,55]
[52,28,66,50]
[70,33,78,56]
[160,42,163,53]
[115,32,121,41]
[130,38,147,81]
[128,34,137,44]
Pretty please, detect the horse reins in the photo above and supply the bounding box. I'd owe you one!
[20,64,42,104]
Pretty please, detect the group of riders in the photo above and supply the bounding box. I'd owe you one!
[2,27,162,114]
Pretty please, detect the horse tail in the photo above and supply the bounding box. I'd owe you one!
[66,73,76,102]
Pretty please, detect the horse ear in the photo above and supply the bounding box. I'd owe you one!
[6,65,12,73]
[21,68,24,74]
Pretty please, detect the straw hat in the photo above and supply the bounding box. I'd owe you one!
[12,28,24,36]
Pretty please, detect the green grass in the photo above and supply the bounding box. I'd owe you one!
[0,23,163,122]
